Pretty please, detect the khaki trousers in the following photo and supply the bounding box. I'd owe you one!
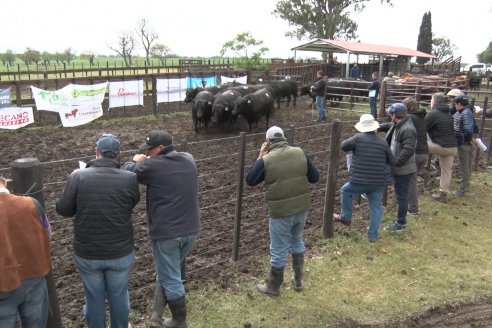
[428,142,457,193]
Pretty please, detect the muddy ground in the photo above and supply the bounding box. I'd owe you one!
[1,97,491,327]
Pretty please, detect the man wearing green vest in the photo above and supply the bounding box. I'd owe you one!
[246,126,320,297]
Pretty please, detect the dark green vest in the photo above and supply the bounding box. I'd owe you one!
[263,141,310,218]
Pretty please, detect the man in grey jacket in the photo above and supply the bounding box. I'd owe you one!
[378,103,417,232]
[123,130,200,328]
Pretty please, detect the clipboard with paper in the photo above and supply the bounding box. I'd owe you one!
[369,90,376,97]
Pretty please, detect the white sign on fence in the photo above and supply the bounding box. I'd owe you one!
[108,80,144,108]
[157,78,187,103]
[59,103,103,127]
[0,106,34,129]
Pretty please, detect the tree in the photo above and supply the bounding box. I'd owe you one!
[478,41,492,64]
[150,43,172,65]
[432,36,456,62]
[220,32,269,68]
[136,18,158,65]
[20,48,41,66]
[41,51,53,65]
[109,32,136,67]
[0,50,16,67]
[273,0,392,60]
[62,48,76,64]
[416,11,432,64]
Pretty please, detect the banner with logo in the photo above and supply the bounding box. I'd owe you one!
[0,88,12,108]
[59,103,103,127]
[221,75,247,85]
[31,82,107,112]
[187,76,217,89]
[157,78,187,103]
[0,106,34,129]
[108,80,144,108]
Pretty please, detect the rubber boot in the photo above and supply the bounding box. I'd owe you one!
[163,296,187,328]
[149,280,166,328]
[291,253,304,291]
[256,266,284,297]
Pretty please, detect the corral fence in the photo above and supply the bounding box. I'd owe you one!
[3,112,492,325]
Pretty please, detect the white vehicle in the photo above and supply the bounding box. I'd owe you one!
[463,63,491,76]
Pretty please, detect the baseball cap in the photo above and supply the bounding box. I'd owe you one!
[387,103,407,114]
[140,130,173,151]
[454,95,469,105]
[96,133,121,155]
[266,126,285,140]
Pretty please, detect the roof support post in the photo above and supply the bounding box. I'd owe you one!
[379,54,384,78]
[345,51,351,78]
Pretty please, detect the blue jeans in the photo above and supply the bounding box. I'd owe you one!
[394,173,413,226]
[340,182,385,240]
[153,235,197,301]
[0,277,48,328]
[75,251,135,328]
[269,212,307,268]
[369,97,377,118]
[316,96,325,119]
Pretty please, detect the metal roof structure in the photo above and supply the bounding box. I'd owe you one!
[291,39,435,58]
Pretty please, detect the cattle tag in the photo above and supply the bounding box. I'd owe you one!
[207,101,211,105]
[247,99,251,103]
[225,107,229,111]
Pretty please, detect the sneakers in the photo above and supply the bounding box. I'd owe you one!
[361,193,368,200]
[384,222,406,232]
[333,213,351,227]
[407,211,419,217]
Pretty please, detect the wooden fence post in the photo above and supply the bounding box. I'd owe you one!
[152,75,158,117]
[232,132,247,261]
[10,158,63,328]
[287,125,295,145]
[379,81,387,118]
[322,120,342,238]
[474,96,488,170]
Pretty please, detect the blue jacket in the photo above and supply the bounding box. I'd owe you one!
[453,105,475,146]
[341,132,394,185]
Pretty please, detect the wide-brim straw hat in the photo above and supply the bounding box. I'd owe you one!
[355,114,379,132]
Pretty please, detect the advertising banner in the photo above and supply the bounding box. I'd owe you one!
[59,103,103,127]
[157,78,187,103]
[0,106,34,129]
[220,75,247,85]
[0,88,12,108]
[108,80,144,108]
[187,76,217,89]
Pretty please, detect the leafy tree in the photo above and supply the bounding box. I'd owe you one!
[478,41,492,64]
[62,48,75,64]
[20,48,41,66]
[41,51,53,65]
[150,43,172,65]
[273,0,392,59]
[416,11,432,64]
[80,52,96,66]
[432,35,456,62]
[220,32,269,69]
[0,50,16,66]
[109,32,136,67]
[136,18,158,65]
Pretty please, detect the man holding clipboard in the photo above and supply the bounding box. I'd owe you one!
[368,72,380,119]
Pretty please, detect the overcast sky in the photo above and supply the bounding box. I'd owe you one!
[2,0,490,64]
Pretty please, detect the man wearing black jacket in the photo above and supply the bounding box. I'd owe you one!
[57,133,140,328]
[311,70,326,122]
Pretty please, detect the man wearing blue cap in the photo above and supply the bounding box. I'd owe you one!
[453,95,475,196]
[56,133,140,328]
[378,103,417,232]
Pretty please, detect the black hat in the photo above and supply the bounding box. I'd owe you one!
[140,130,173,151]
[454,95,469,106]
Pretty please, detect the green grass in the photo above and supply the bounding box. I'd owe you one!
[136,170,492,328]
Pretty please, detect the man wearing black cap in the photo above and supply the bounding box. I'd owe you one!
[0,175,51,328]
[56,133,140,328]
[123,130,200,328]
[246,126,319,297]
[453,95,475,196]
[378,103,417,232]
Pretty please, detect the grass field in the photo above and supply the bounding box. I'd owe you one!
[152,170,492,328]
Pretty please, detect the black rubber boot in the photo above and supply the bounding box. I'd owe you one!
[163,296,187,328]
[292,253,304,291]
[256,266,284,297]
[149,280,166,328]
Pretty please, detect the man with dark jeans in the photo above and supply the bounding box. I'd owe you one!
[378,103,417,232]
[311,70,326,122]
[453,95,475,196]
[368,72,380,119]
[57,134,140,328]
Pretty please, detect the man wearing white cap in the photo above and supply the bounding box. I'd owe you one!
[246,126,320,297]
[333,114,394,242]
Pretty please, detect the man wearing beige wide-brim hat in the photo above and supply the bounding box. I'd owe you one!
[333,114,395,242]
